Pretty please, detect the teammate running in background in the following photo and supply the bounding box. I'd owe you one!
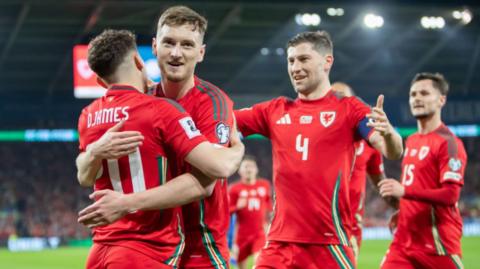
[331,82,387,260]
[76,6,237,269]
[229,155,272,269]
[77,29,243,269]
[379,72,467,269]
[235,31,403,269]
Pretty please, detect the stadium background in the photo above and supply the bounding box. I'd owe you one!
[0,0,479,268]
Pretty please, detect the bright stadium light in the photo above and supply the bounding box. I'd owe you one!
[275,48,285,56]
[452,9,473,25]
[452,10,463,20]
[295,13,321,26]
[327,8,344,17]
[364,13,384,28]
[421,16,445,29]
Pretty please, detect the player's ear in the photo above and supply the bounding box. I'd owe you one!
[134,53,144,71]
[324,54,334,72]
[197,44,206,63]
[96,76,108,89]
[152,38,158,57]
[439,94,446,107]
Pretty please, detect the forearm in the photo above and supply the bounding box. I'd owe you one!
[186,142,244,179]
[125,173,213,212]
[381,132,403,160]
[404,184,461,206]
[76,151,102,187]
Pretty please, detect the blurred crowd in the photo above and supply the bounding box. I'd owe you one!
[0,143,91,240]
[0,137,478,240]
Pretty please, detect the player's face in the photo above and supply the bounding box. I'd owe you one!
[239,160,258,181]
[153,24,205,83]
[409,79,446,119]
[287,43,331,95]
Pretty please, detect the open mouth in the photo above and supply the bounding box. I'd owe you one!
[293,75,306,81]
[168,62,183,67]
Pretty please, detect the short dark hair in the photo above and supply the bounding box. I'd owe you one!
[287,30,333,55]
[157,6,207,39]
[411,72,449,95]
[87,29,137,81]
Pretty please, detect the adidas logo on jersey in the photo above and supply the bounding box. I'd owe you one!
[276,114,291,125]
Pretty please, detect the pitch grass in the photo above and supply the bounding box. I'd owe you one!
[1,237,479,269]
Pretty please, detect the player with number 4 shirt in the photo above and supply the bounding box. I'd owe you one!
[235,31,403,269]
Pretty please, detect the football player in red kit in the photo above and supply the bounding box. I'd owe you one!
[229,156,272,269]
[235,31,403,269]
[379,73,467,269]
[77,29,244,269]
[331,82,387,260]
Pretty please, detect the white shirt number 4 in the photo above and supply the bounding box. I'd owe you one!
[296,134,309,161]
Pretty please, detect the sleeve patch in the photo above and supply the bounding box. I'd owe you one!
[179,117,201,139]
[443,171,462,182]
[448,158,462,172]
[215,122,231,144]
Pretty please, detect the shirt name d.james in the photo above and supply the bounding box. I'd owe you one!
[87,106,130,128]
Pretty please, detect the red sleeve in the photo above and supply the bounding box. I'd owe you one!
[366,148,383,175]
[404,183,461,206]
[348,97,374,141]
[77,107,89,152]
[229,185,239,213]
[438,138,467,186]
[235,100,272,138]
[194,88,234,145]
[153,99,207,161]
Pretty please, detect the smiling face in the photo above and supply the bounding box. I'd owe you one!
[409,79,446,119]
[153,24,205,83]
[287,42,332,96]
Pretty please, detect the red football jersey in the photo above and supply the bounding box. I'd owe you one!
[154,77,234,268]
[235,90,373,245]
[350,141,383,239]
[78,85,207,265]
[229,179,272,241]
[392,124,467,255]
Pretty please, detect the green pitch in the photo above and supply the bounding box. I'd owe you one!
[1,237,480,269]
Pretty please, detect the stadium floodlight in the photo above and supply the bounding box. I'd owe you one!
[275,48,285,56]
[421,16,445,29]
[364,13,384,28]
[295,13,321,26]
[260,47,270,56]
[327,8,344,17]
[452,9,473,25]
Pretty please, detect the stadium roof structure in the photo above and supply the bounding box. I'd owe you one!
[0,0,479,127]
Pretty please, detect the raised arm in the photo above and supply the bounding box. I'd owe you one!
[367,95,403,160]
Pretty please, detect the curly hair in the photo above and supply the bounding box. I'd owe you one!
[87,29,137,81]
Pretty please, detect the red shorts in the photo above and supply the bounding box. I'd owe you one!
[86,243,172,269]
[237,233,266,262]
[255,241,356,269]
[381,243,464,269]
